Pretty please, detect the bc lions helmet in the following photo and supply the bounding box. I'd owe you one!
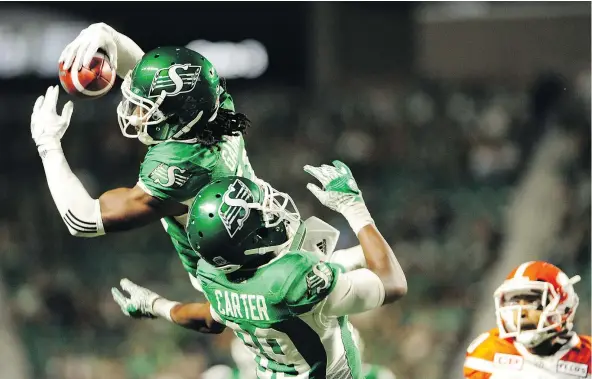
[494,261,581,348]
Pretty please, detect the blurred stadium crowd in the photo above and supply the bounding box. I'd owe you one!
[0,69,589,379]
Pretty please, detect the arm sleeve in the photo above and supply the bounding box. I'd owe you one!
[330,245,367,272]
[318,268,385,318]
[39,147,105,237]
[112,29,144,77]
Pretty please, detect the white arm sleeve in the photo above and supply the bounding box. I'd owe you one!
[152,297,180,322]
[112,30,144,78]
[40,148,105,237]
[319,268,385,318]
[330,245,367,272]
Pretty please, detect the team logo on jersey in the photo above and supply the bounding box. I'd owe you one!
[306,262,333,297]
[149,163,189,188]
[219,179,255,238]
[148,64,202,98]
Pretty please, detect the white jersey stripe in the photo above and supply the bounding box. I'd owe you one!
[464,357,495,373]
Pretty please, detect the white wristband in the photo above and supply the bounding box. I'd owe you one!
[341,203,374,235]
[152,298,181,322]
[38,139,62,156]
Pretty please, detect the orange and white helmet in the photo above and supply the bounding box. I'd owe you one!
[493,261,581,348]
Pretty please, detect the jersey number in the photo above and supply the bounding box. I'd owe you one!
[235,328,286,361]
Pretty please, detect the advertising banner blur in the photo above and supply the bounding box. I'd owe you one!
[0,2,308,91]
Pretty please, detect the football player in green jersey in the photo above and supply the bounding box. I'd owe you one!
[201,326,397,379]
[32,23,256,280]
[111,160,408,379]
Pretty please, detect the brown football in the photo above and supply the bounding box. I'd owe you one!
[58,51,115,99]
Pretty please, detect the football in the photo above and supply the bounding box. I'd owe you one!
[58,51,116,99]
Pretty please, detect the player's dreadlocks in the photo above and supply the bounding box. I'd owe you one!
[193,78,251,148]
[195,108,251,148]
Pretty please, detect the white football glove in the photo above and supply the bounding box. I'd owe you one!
[111,278,162,319]
[304,160,374,235]
[31,86,74,153]
[59,23,118,72]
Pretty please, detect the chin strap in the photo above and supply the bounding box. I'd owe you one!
[172,110,204,139]
[244,221,305,257]
[243,238,293,257]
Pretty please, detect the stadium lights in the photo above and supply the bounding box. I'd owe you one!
[186,39,269,79]
[0,22,269,80]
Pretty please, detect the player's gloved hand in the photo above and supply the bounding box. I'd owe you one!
[31,85,74,154]
[304,160,374,235]
[111,278,162,319]
[59,23,118,72]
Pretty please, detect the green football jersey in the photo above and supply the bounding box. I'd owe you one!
[137,91,257,276]
[197,249,364,379]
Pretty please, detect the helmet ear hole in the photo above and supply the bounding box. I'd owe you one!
[215,193,221,198]
[208,213,214,218]
[198,231,204,238]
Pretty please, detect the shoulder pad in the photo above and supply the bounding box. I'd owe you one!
[464,328,519,378]
[300,216,340,256]
[562,335,592,371]
[466,328,518,360]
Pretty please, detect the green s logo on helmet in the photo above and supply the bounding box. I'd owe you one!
[148,64,202,98]
[117,46,222,145]
[218,178,256,238]
[186,177,301,273]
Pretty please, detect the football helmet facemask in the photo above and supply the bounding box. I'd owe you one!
[117,46,223,145]
[494,261,581,348]
[186,177,301,273]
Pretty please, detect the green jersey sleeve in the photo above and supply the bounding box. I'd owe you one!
[281,251,344,315]
[138,142,214,202]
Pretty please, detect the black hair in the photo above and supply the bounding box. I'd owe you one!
[194,108,251,148]
[193,77,251,148]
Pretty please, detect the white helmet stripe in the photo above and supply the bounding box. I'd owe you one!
[513,261,534,279]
